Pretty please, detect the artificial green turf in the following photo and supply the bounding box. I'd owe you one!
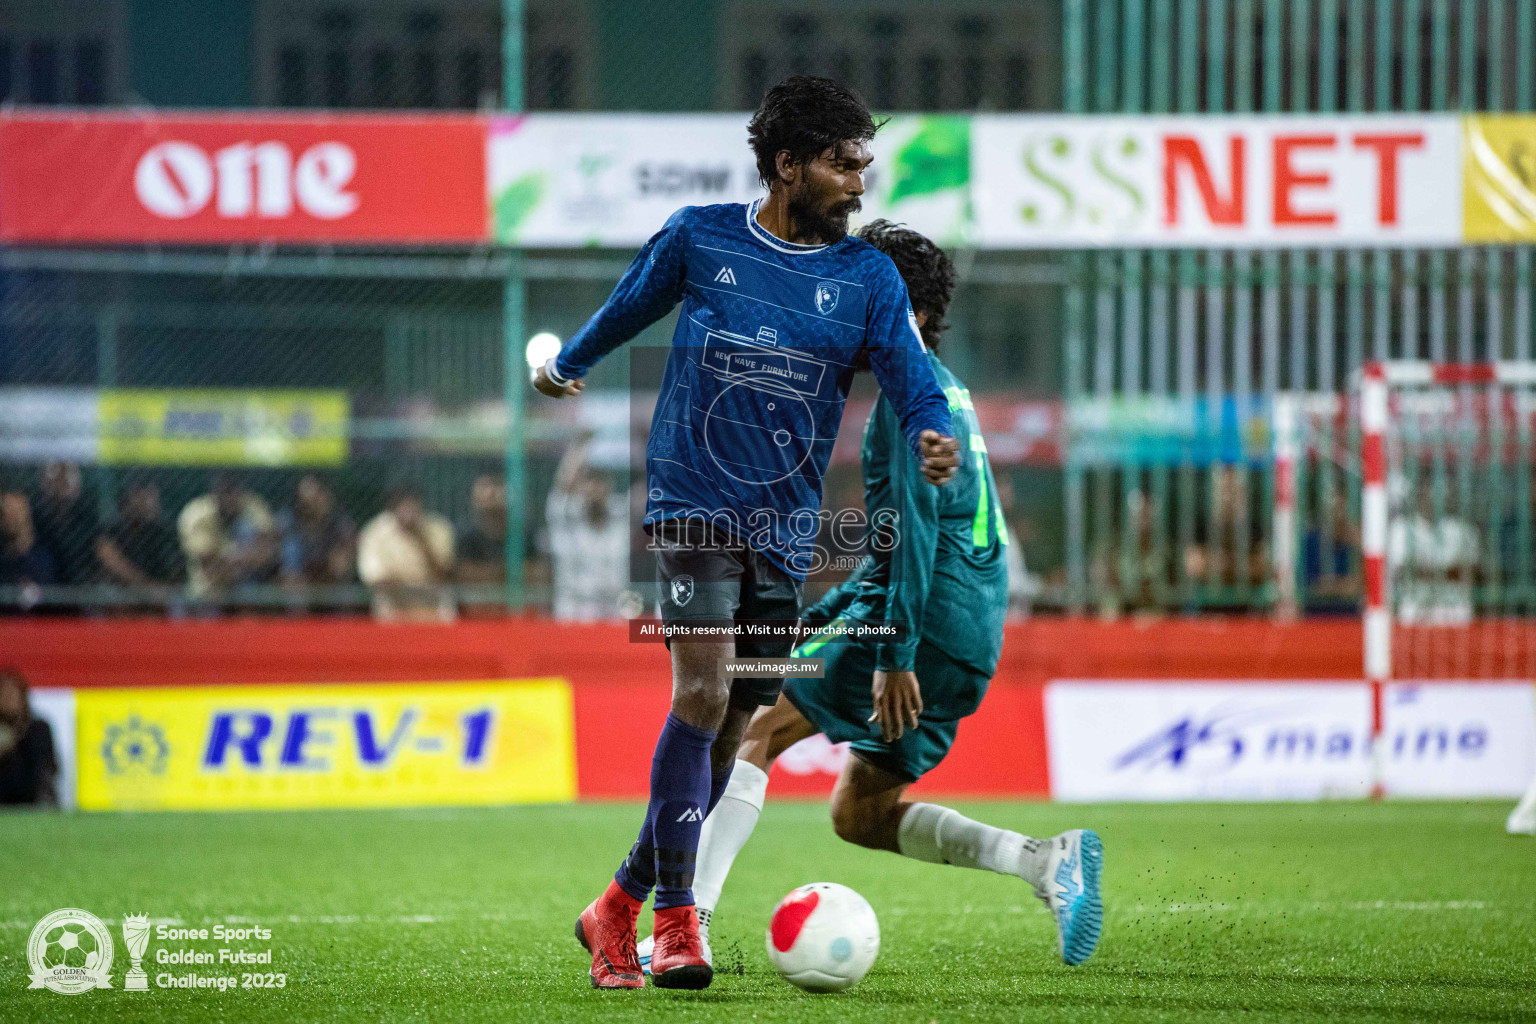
[0,800,1531,1023]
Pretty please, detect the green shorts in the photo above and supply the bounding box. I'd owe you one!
[784,627,989,783]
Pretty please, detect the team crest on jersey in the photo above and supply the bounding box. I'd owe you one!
[814,281,840,315]
[670,574,694,607]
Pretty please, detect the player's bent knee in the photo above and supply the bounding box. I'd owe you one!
[829,799,886,851]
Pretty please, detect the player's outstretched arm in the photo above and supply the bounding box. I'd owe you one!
[533,207,692,400]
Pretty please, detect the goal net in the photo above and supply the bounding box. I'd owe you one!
[1275,362,1536,797]
[1360,362,1536,690]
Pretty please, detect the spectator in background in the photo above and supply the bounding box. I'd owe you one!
[457,475,507,616]
[1302,486,1361,614]
[0,490,55,608]
[458,475,508,585]
[358,484,455,622]
[276,475,355,600]
[1389,480,1479,626]
[177,474,279,602]
[33,462,96,587]
[545,437,628,621]
[1185,466,1268,602]
[0,670,58,806]
[96,481,182,592]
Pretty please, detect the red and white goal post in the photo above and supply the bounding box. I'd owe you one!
[1276,361,1536,798]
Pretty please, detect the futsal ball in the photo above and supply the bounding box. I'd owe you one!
[766,882,880,992]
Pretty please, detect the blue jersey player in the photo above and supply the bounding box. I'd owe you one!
[534,76,960,990]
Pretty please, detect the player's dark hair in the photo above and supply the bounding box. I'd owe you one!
[856,220,956,350]
[748,75,883,188]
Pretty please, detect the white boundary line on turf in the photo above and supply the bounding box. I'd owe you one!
[0,900,1499,931]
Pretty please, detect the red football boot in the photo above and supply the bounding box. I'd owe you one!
[574,880,644,989]
[649,904,713,989]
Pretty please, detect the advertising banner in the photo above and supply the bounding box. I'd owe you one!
[75,680,576,811]
[1046,680,1536,801]
[0,110,1497,248]
[1068,394,1271,467]
[486,113,971,247]
[1463,114,1536,242]
[570,678,1049,800]
[1047,682,1374,801]
[28,687,77,811]
[0,388,100,464]
[0,112,485,244]
[97,389,349,467]
[1382,683,1536,797]
[973,115,1462,248]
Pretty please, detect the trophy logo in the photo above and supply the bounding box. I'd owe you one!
[121,914,150,992]
[25,908,115,995]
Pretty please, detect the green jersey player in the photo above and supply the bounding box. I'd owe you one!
[639,221,1103,971]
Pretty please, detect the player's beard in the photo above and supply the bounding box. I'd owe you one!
[787,192,861,245]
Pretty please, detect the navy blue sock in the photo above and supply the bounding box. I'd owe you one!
[614,714,716,907]
[614,819,655,903]
[652,714,716,910]
[613,760,734,902]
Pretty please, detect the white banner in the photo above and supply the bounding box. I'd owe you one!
[1047,682,1373,801]
[1383,683,1536,797]
[487,113,1461,249]
[487,114,971,248]
[0,388,99,464]
[28,687,77,811]
[1046,680,1536,802]
[972,115,1462,248]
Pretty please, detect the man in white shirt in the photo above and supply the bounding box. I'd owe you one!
[358,484,455,622]
[1387,486,1480,627]
[545,438,630,621]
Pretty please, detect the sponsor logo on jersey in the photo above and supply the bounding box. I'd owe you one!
[714,266,737,285]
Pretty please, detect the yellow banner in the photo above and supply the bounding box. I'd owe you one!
[1464,115,1536,242]
[76,680,575,811]
[98,389,349,466]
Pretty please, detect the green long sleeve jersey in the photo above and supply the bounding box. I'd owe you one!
[806,352,1009,675]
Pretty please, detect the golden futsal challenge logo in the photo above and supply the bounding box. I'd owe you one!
[23,909,153,995]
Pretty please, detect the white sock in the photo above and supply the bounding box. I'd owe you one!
[897,803,1048,886]
[1510,772,1536,833]
[692,759,769,933]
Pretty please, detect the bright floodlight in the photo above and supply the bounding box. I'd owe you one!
[525,331,562,370]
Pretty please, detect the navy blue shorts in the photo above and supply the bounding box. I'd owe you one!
[652,518,803,708]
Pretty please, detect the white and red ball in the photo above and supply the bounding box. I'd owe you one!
[765,882,880,992]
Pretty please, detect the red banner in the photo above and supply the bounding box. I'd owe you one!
[0,112,486,244]
[572,679,1049,800]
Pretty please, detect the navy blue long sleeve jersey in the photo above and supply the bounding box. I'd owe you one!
[554,199,954,580]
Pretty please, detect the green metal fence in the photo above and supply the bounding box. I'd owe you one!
[1060,0,1536,615]
[2,1,1533,619]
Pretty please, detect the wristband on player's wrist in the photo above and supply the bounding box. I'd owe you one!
[544,357,573,387]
